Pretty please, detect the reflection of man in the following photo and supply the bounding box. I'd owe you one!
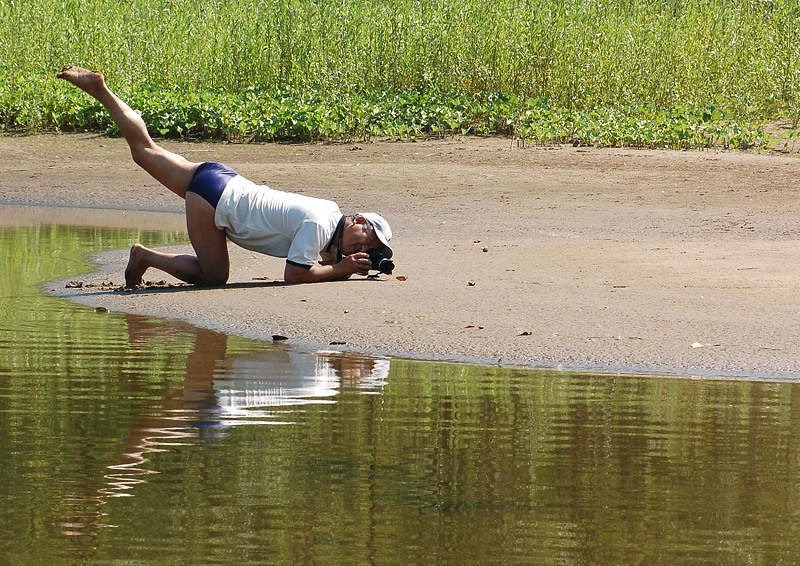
[61,317,392,535]
[209,350,391,422]
[327,353,391,390]
[117,317,391,485]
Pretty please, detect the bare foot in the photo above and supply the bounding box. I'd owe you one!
[56,66,106,96]
[124,244,148,288]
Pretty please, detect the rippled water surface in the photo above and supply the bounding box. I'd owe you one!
[2,218,800,563]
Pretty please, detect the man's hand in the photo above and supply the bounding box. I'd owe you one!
[284,252,371,283]
[337,252,371,277]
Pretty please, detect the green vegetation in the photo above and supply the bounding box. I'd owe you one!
[1,0,798,148]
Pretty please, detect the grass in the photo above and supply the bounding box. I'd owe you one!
[0,0,798,148]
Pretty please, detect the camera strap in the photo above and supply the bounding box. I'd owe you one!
[324,215,347,263]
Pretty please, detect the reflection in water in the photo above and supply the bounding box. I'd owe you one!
[61,315,389,534]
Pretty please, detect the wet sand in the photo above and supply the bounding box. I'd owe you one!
[4,133,800,378]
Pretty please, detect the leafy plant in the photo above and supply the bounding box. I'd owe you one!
[0,0,794,148]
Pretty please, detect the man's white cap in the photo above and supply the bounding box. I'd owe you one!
[360,212,393,257]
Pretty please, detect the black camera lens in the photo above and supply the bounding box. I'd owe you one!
[376,258,394,275]
[369,248,394,275]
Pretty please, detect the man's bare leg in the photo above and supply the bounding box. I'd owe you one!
[57,66,230,287]
[124,194,230,287]
[124,244,227,287]
[56,66,198,196]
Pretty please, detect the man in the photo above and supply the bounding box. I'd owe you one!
[56,66,393,287]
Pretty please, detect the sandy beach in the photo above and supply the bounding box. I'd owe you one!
[3,133,800,378]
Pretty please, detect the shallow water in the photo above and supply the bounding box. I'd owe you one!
[2,220,800,563]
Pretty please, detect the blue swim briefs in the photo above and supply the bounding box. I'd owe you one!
[186,162,238,209]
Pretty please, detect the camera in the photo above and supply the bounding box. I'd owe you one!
[374,257,395,275]
[369,249,395,275]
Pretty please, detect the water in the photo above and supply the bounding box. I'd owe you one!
[2,218,800,563]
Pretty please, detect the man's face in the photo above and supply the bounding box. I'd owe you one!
[341,216,380,256]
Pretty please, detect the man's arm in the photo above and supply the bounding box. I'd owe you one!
[284,252,371,283]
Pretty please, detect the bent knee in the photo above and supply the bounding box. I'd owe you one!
[200,273,229,286]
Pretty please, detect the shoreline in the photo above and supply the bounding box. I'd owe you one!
[5,133,800,379]
[43,246,800,380]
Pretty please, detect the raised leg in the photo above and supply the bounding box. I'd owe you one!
[56,66,198,197]
[58,66,231,286]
